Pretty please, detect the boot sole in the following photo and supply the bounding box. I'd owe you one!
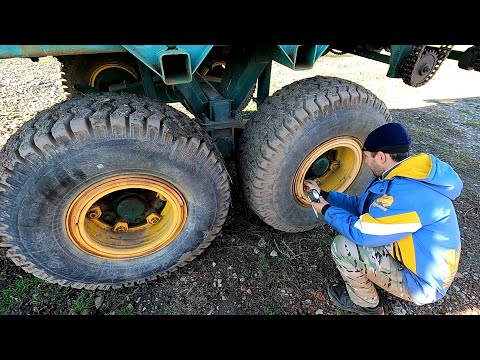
[327,284,384,315]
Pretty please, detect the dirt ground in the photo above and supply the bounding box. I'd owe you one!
[0,48,479,316]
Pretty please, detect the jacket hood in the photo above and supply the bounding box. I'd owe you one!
[385,153,463,200]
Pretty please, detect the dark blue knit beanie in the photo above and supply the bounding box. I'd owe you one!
[363,122,411,153]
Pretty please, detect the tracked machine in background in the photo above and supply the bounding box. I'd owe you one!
[0,44,477,289]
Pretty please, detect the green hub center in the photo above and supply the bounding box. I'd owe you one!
[310,157,330,176]
[116,197,146,222]
[95,69,137,91]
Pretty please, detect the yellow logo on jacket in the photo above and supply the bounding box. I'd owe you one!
[372,195,394,211]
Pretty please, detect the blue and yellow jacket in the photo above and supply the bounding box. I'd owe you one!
[324,153,463,305]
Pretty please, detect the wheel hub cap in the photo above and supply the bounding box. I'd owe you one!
[66,175,187,260]
[293,137,363,206]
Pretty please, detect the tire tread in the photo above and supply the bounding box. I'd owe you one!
[0,92,231,289]
[239,75,391,232]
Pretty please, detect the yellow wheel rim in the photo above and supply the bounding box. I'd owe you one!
[293,137,363,206]
[66,175,187,260]
[88,63,138,87]
[201,61,226,82]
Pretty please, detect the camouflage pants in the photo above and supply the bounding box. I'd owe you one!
[330,235,413,308]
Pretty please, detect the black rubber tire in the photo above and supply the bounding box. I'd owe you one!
[61,53,140,95]
[0,93,230,289]
[238,76,392,233]
[237,84,256,111]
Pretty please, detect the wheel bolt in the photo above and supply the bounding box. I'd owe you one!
[87,205,102,219]
[146,213,162,225]
[329,161,340,171]
[113,221,128,233]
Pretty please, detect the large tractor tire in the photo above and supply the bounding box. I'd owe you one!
[0,93,230,289]
[60,53,140,95]
[238,76,392,233]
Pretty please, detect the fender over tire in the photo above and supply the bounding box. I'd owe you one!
[238,76,392,233]
[0,92,230,289]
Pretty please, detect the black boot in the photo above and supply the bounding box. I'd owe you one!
[327,283,384,315]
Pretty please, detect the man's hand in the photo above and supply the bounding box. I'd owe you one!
[311,196,329,214]
[303,179,329,214]
[303,179,321,193]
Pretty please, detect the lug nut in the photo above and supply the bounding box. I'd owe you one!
[113,221,128,233]
[146,213,162,225]
[87,205,102,219]
[329,161,340,171]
